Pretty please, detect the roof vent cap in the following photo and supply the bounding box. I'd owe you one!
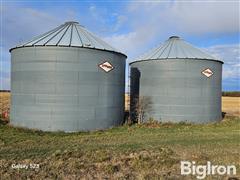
[65,21,79,24]
[169,36,180,39]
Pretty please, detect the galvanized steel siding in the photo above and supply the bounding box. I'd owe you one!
[11,46,126,132]
[130,59,222,123]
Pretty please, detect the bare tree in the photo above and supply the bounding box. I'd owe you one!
[134,96,152,124]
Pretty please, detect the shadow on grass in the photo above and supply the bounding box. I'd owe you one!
[0,119,9,125]
[222,111,227,118]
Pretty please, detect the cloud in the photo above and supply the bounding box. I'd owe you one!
[0,58,10,90]
[205,44,239,64]
[112,15,127,32]
[0,77,10,90]
[168,1,239,34]
[2,3,78,49]
[89,4,105,24]
[104,31,145,57]
[88,4,128,34]
[204,44,240,91]
[204,44,240,80]
[1,3,78,90]
[103,1,239,60]
[1,1,239,90]
[127,1,239,34]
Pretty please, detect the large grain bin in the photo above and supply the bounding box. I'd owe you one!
[130,36,223,123]
[10,21,127,132]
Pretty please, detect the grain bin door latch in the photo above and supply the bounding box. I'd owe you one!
[201,68,213,78]
[98,61,114,73]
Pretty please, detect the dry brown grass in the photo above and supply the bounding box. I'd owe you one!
[0,92,10,118]
[1,92,239,117]
[125,94,240,116]
[222,96,240,116]
[125,93,130,111]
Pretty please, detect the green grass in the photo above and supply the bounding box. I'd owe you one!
[0,116,240,179]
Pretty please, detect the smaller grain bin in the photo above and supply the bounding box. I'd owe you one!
[10,21,127,132]
[130,36,223,123]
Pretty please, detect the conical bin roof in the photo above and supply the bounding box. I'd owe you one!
[134,36,222,63]
[10,21,126,57]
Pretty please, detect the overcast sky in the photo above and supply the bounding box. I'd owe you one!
[0,1,239,91]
